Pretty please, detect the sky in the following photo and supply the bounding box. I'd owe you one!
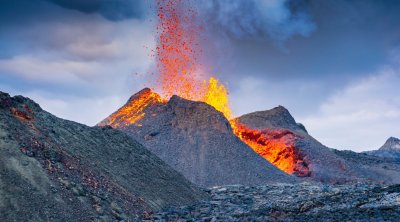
[1,0,399,151]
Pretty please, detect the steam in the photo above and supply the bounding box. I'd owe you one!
[196,0,316,42]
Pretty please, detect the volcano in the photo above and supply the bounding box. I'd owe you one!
[99,88,297,187]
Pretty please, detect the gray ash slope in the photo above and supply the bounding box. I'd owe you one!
[365,137,400,159]
[149,183,400,221]
[235,106,400,184]
[236,106,308,133]
[99,89,297,188]
[0,91,207,221]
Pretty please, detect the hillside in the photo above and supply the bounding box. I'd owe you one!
[0,91,207,221]
[235,107,400,184]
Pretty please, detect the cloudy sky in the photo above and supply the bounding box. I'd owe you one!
[1,0,399,151]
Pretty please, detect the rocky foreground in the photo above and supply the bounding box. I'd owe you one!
[149,183,400,221]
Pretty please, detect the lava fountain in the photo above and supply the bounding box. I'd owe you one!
[142,0,308,175]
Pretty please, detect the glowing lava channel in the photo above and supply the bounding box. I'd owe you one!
[104,89,163,127]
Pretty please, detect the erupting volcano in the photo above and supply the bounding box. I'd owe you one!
[116,0,309,176]
[98,0,309,177]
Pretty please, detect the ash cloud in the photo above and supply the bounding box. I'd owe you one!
[196,0,316,43]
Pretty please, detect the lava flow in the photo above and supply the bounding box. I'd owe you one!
[233,124,310,176]
[133,0,310,176]
[101,89,164,128]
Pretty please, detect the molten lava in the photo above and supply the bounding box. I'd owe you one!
[233,123,310,176]
[201,78,233,120]
[105,89,164,127]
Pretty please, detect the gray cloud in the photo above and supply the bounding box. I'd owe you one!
[47,0,146,21]
[300,65,400,151]
[0,0,154,124]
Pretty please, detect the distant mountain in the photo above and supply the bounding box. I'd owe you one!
[236,107,400,184]
[380,137,400,151]
[0,91,207,221]
[364,137,400,159]
[99,89,297,187]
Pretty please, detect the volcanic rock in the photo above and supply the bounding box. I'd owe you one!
[149,183,400,221]
[236,105,307,133]
[99,89,297,187]
[0,91,207,221]
[236,107,400,184]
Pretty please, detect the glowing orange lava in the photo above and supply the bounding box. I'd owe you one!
[201,78,233,120]
[103,89,164,127]
[233,123,310,176]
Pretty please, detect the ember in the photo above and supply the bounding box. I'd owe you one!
[154,0,233,119]
[155,0,204,100]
